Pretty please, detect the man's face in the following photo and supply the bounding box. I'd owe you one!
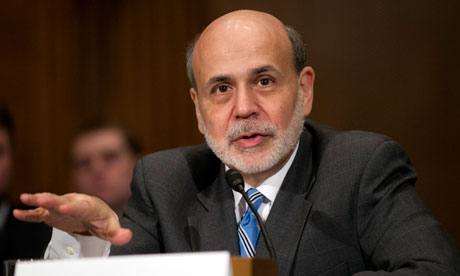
[72,128,136,210]
[0,128,12,197]
[190,13,314,178]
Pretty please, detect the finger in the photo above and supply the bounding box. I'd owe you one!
[19,193,63,209]
[109,228,133,246]
[13,208,48,223]
[19,193,41,207]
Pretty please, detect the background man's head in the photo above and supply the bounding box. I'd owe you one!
[0,104,13,199]
[71,120,141,215]
[187,10,315,184]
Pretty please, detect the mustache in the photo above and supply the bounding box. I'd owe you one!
[226,119,277,141]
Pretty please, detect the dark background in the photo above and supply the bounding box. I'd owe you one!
[1,0,459,249]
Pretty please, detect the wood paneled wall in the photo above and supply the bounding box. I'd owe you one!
[1,0,207,196]
[1,0,459,248]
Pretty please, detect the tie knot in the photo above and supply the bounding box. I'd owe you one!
[246,188,264,209]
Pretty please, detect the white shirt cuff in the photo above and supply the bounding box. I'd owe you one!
[44,228,111,259]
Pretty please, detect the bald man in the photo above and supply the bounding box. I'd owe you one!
[14,10,460,275]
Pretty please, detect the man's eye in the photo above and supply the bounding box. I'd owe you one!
[259,78,271,86]
[103,151,120,163]
[218,85,229,92]
[213,85,229,93]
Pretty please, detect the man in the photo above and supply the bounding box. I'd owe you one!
[14,10,460,275]
[71,120,141,216]
[0,104,51,276]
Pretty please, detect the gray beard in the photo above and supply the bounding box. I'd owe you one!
[198,90,305,175]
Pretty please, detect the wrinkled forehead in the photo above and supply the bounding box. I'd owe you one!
[192,12,293,87]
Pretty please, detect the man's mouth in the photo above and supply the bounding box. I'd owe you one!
[233,132,267,148]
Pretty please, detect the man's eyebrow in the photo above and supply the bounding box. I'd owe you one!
[206,75,231,87]
[205,65,279,88]
[251,65,279,75]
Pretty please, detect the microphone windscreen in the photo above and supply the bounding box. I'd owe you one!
[225,169,245,193]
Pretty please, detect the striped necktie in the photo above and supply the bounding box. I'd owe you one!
[238,188,264,258]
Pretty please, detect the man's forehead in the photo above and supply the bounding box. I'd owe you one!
[202,10,285,35]
[72,144,126,163]
[75,129,123,143]
[191,11,293,87]
[73,130,125,153]
[195,11,288,54]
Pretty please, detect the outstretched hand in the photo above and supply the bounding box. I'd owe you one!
[13,192,132,246]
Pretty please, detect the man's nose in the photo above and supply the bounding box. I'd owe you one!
[90,157,106,174]
[233,86,258,119]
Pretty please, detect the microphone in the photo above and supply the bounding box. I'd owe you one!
[225,169,277,260]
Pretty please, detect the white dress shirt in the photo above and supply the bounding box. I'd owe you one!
[233,143,299,223]
[46,144,299,259]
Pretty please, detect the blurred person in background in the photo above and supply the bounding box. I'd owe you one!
[71,119,141,216]
[0,103,51,275]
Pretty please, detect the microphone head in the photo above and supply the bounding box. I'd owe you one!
[225,169,245,193]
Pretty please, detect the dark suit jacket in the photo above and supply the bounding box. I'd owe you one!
[0,202,52,276]
[112,120,460,276]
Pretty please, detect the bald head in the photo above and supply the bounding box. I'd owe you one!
[207,10,283,31]
[200,10,287,48]
[186,10,306,91]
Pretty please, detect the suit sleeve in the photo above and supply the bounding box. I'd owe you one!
[110,159,164,255]
[354,140,460,275]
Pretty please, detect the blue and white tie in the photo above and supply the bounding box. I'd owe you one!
[238,188,264,258]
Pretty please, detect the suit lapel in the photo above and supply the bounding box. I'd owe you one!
[256,127,317,276]
[187,165,239,255]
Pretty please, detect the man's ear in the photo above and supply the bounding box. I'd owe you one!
[299,66,315,117]
[190,88,204,134]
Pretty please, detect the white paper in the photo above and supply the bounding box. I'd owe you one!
[15,251,233,276]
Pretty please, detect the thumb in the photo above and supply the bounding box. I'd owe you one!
[110,228,133,246]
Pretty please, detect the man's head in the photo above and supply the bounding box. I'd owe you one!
[71,120,140,214]
[0,104,13,198]
[187,10,315,185]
